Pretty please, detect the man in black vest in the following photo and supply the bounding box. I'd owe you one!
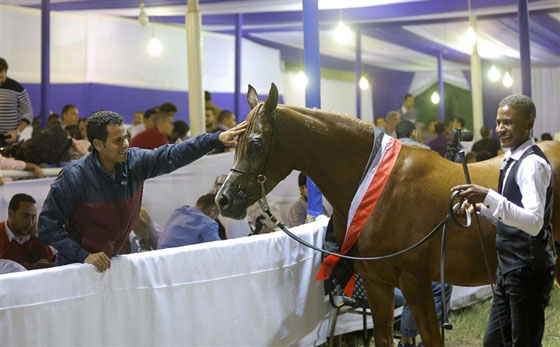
[452,94,555,347]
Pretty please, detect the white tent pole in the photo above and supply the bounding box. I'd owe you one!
[186,0,205,136]
[470,15,483,141]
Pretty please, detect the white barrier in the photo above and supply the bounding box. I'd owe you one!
[0,168,61,178]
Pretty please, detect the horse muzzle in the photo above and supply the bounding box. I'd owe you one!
[216,184,249,220]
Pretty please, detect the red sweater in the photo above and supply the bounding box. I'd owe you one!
[130,127,169,149]
[0,221,54,269]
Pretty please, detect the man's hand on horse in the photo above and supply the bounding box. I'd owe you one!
[451,184,489,204]
[218,121,248,146]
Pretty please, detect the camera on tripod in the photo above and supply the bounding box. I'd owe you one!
[445,128,474,162]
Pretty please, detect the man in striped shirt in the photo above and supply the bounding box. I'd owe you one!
[0,57,33,146]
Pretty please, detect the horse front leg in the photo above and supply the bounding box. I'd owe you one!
[362,276,396,347]
[399,273,443,347]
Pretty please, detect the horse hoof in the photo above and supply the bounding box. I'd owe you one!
[443,322,453,330]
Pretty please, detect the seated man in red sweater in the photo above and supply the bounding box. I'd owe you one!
[0,193,54,270]
[130,102,177,149]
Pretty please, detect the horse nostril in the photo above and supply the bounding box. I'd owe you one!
[219,193,230,209]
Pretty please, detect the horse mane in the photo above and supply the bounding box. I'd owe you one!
[282,104,373,135]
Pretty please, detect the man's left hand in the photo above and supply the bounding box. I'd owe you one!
[451,184,489,204]
[218,121,248,146]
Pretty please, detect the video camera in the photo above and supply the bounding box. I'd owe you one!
[445,128,473,162]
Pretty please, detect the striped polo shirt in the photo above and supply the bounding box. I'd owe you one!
[0,77,33,133]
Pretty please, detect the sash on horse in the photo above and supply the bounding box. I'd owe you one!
[317,128,402,296]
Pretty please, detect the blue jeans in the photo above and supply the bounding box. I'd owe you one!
[394,282,453,337]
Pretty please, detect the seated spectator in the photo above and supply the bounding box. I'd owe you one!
[428,121,447,156]
[47,113,62,129]
[465,151,477,163]
[205,90,222,122]
[157,194,220,249]
[541,132,553,141]
[0,153,44,185]
[132,111,143,127]
[394,283,452,347]
[374,116,386,129]
[78,118,87,139]
[384,111,401,137]
[128,208,162,253]
[472,125,500,158]
[130,108,157,139]
[130,106,176,149]
[421,119,438,144]
[0,194,54,269]
[475,150,493,162]
[170,120,190,144]
[216,110,237,131]
[205,107,218,133]
[61,104,79,128]
[65,124,82,140]
[395,120,429,149]
[286,172,309,228]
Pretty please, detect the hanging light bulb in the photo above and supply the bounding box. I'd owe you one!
[333,20,353,44]
[502,71,513,88]
[148,36,162,56]
[431,91,440,104]
[294,71,308,90]
[138,0,149,26]
[359,76,369,91]
[488,65,501,82]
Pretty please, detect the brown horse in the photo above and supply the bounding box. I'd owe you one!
[216,83,560,346]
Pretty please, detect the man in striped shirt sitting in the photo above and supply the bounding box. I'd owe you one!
[0,57,33,146]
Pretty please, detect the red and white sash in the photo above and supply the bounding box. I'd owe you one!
[317,134,402,296]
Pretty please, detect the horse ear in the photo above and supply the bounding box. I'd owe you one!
[247,85,259,110]
[263,83,278,117]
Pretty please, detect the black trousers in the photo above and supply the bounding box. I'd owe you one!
[483,266,555,347]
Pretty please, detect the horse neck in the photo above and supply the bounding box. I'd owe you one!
[276,106,374,215]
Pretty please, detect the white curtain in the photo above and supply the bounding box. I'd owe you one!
[408,70,471,96]
[281,70,374,124]
[512,66,560,139]
[0,4,283,94]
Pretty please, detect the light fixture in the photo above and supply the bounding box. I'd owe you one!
[462,26,477,52]
[294,71,308,90]
[502,71,513,88]
[488,65,501,82]
[431,91,440,104]
[333,20,353,44]
[359,76,369,91]
[138,0,149,26]
[148,36,162,56]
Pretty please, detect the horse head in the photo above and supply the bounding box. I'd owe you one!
[217,83,287,219]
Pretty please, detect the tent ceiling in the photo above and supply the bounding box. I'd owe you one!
[6,0,560,72]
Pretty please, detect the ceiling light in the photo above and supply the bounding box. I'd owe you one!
[333,20,353,44]
[294,71,308,90]
[488,65,501,82]
[359,76,369,91]
[431,91,440,104]
[138,0,149,26]
[148,37,162,56]
[502,71,513,88]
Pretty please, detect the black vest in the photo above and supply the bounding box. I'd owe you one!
[496,145,556,274]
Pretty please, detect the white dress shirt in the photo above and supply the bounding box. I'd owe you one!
[4,222,31,245]
[480,138,552,236]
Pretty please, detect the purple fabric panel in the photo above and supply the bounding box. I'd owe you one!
[21,83,281,124]
[364,66,414,117]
